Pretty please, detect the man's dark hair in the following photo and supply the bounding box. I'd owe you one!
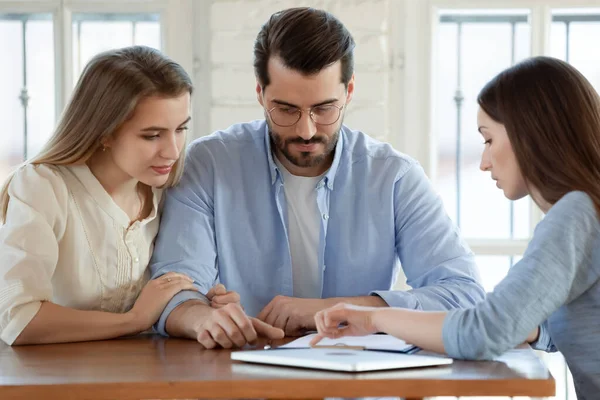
[253,7,355,89]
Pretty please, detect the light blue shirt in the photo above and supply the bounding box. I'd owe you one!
[443,191,600,400]
[151,120,485,335]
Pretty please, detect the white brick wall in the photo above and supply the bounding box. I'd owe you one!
[196,0,397,143]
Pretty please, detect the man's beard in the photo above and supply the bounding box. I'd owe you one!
[267,118,341,168]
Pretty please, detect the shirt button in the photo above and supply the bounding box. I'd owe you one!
[134,257,139,263]
[322,214,329,220]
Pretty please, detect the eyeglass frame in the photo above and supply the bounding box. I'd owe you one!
[265,103,346,127]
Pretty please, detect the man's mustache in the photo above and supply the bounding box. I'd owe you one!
[286,137,325,145]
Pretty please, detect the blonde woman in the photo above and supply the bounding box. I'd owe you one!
[0,46,228,346]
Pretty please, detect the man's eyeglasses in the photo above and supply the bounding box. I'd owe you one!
[266,104,345,127]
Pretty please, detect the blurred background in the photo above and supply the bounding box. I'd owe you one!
[2,1,599,398]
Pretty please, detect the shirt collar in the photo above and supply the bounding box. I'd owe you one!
[263,122,344,189]
[66,164,161,227]
[264,123,280,185]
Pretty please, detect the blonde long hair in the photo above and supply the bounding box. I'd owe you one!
[0,45,193,223]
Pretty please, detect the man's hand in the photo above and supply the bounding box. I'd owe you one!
[257,295,329,336]
[193,303,284,349]
[206,284,241,309]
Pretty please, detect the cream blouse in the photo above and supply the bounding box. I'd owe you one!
[0,164,162,345]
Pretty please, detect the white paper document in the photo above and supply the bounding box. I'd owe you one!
[232,347,451,372]
[279,333,418,353]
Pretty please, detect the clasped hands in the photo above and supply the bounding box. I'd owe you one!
[197,290,330,349]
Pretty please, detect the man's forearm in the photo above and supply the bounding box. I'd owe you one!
[165,300,213,339]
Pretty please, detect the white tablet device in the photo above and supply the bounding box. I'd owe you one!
[231,348,452,372]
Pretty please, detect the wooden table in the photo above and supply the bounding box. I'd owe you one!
[0,334,554,400]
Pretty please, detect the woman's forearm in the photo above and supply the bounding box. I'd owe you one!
[372,308,448,354]
[13,301,142,345]
[371,309,542,357]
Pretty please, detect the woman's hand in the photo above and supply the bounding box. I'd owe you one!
[310,303,379,346]
[129,272,198,331]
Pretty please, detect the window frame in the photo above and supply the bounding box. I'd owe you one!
[400,0,600,255]
[0,0,198,135]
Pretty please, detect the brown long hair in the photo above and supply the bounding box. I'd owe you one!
[478,56,600,216]
[0,45,193,223]
[254,7,355,88]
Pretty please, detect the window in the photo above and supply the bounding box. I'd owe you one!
[72,13,161,82]
[0,3,166,187]
[475,255,521,292]
[435,10,532,241]
[551,8,600,89]
[0,13,54,183]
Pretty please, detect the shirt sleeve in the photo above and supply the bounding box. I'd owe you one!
[443,191,600,360]
[150,140,217,336]
[372,162,486,309]
[530,321,557,353]
[0,165,68,345]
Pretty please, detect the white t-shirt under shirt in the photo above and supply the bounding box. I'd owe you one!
[274,157,324,299]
